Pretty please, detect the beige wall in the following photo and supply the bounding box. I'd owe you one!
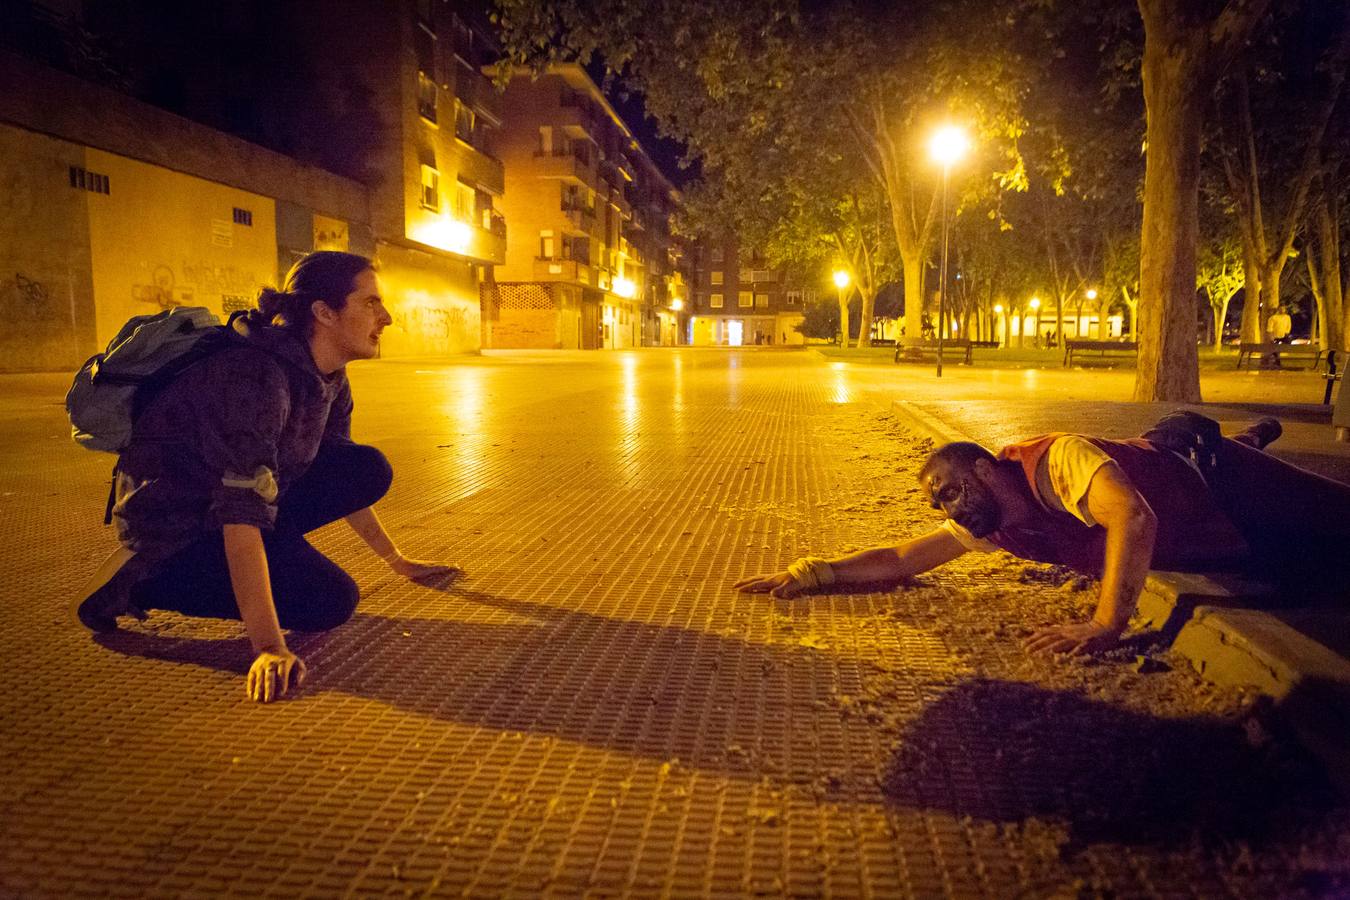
[0,125,96,370]
[376,242,481,357]
[85,149,277,345]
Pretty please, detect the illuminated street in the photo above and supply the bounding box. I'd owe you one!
[4,349,1347,896]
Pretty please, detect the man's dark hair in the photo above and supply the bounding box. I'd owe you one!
[918,441,998,483]
[252,251,375,337]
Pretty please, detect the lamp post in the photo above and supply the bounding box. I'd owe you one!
[1030,296,1042,348]
[993,303,1004,347]
[1085,287,1099,338]
[929,125,970,377]
[832,269,851,348]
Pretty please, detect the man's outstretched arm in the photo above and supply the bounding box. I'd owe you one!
[1025,464,1157,654]
[733,527,969,599]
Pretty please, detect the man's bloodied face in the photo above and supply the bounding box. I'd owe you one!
[924,462,1003,537]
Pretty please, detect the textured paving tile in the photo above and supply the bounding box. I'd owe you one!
[1,352,1346,897]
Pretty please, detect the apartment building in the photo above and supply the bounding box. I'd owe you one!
[486,64,687,349]
[687,241,808,346]
[0,0,506,365]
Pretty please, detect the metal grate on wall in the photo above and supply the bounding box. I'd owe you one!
[69,166,110,195]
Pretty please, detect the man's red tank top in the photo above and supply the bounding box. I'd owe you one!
[988,434,1249,575]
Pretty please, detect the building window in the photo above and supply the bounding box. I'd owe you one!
[540,230,555,259]
[738,291,753,308]
[710,293,724,309]
[232,207,253,227]
[454,180,475,220]
[755,293,769,308]
[455,101,476,144]
[710,247,723,263]
[69,166,110,195]
[420,165,440,211]
[710,270,723,285]
[786,290,803,306]
[538,126,554,155]
[417,70,437,123]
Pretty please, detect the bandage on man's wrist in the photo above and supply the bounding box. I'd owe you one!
[786,556,835,591]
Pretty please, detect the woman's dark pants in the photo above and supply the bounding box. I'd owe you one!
[131,443,393,631]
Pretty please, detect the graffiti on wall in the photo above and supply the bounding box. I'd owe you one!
[392,304,468,341]
[1,273,57,322]
[132,262,260,310]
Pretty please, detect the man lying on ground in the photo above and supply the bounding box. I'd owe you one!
[735,412,1350,655]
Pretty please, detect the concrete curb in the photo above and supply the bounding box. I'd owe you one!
[890,400,972,445]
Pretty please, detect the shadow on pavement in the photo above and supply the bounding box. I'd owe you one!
[95,586,893,784]
[881,678,1336,848]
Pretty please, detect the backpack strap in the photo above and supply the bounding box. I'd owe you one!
[103,460,119,526]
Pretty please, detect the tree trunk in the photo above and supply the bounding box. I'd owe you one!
[901,251,924,341]
[1317,196,1346,351]
[1239,243,1262,343]
[838,292,851,349]
[1135,43,1204,402]
[857,288,876,348]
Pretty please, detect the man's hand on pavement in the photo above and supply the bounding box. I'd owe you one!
[388,555,462,585]
[733,572,804,599]
[1024,619,1122,656]
[246,648,307,703]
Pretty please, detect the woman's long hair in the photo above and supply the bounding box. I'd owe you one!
[251,251,374,336]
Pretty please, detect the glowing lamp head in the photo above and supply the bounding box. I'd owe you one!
[832,270,850,289]
[612,276,636,299]
[1086,288,1098,300]
[670,298,684,311]
[929,125,970,167]
[1029,296,1041,310]
[993,304,1004,314]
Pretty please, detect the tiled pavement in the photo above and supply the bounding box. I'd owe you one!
[2,350,1347,897]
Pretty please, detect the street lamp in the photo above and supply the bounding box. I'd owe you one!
[833,269,851,348]
[1029,296,1042,348]
[1085,287,1099,338]
[929,125,970,377]
[993,303,1004,347]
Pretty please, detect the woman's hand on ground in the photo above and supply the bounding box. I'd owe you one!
[733,572,802,599]
[246,648,307,703]
[1023,620,1121,656]
[388,555,462,584]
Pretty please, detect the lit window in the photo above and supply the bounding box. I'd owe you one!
[420,165,440,211]
[786,291,802,306]
[711,270,723,285]
[755,293,769,308]
[710,293,724,308]
[455,101,476,144]
[540,230,555,259]
[417,71,437,123]
[738,291,753,308]
[454,180,475,220]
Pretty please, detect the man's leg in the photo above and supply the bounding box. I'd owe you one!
[273,442,393,536]
[1209,434,1350,584]
[130,530,361,631]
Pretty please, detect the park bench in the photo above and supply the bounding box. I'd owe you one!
[1236,342,1324,370]
[1062,339,1139,367]
[970,339,1001,349]
[893,338,973,365]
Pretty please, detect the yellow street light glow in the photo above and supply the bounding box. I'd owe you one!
[929,125,971,167]
[670,298,684,311]
[993,303,1004,314]
[1086,288,1098,300]
[832,270,850,289]
[1029,296,1041,310]
[612,276,636,299]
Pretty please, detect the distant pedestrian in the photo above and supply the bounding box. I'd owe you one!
[1266,307,1292,344]
[74,251,457,702]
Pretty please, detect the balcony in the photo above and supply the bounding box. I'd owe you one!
[454,59,503,126]
[561,204,598,234]
[555,101,603,140]
[456,142,504,196]
[533,258,593,284]
[534,149,596,187]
